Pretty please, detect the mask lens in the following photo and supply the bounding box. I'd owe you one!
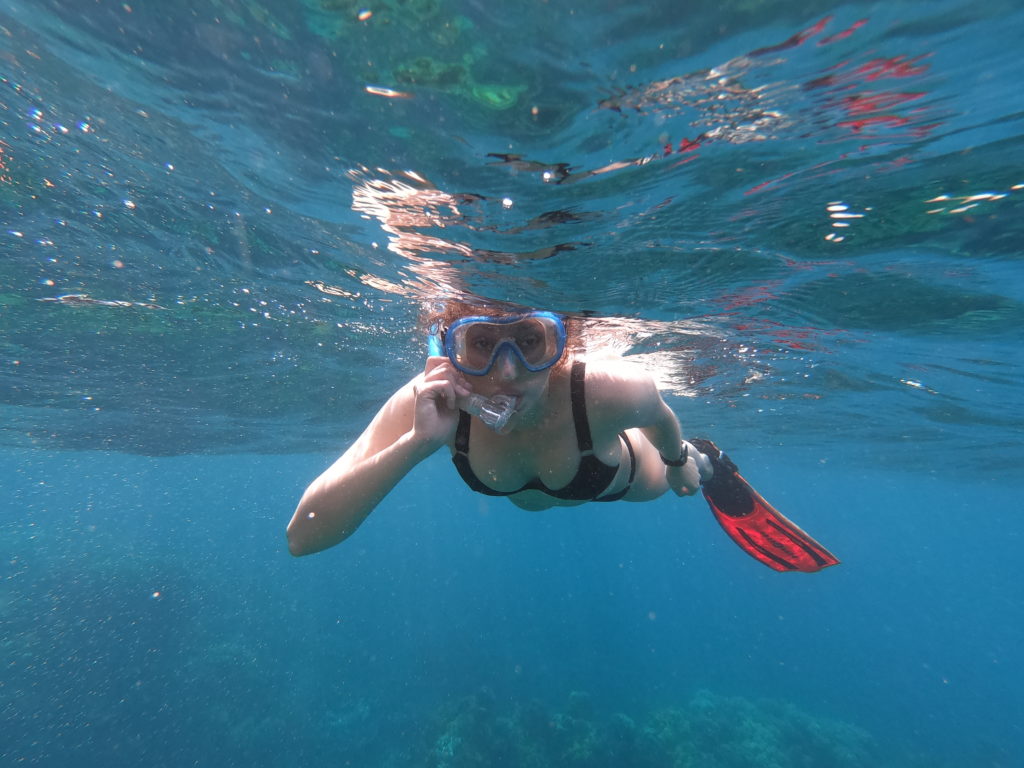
[459,324,502,372]
[511,318,551,366]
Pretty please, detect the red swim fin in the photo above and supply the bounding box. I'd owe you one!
[689,439,840,573]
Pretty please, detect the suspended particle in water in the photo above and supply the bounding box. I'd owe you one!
[365,85,412,99]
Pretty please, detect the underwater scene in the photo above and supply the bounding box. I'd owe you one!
[2,0,1022,766]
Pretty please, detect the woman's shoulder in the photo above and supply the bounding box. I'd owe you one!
[578,354,659,406]
[580,354,653,385]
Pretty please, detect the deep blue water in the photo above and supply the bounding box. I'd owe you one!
[2,0,1023,766]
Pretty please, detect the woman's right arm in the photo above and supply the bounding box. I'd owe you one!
[286,359,470,556]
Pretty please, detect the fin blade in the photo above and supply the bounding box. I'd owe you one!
[703,471,840,573]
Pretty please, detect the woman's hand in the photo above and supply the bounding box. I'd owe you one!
[410,356,473,450]
[666,458,702,497]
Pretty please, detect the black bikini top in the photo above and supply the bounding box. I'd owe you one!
[452,361,634,502]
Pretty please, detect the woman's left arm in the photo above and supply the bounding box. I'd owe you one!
[590,361,701,496]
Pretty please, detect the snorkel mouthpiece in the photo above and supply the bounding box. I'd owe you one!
[463,393,518,434]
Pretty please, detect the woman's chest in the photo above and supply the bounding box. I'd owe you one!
[459,419,622,493]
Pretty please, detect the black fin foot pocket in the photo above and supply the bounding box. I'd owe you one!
[689,438,753,518]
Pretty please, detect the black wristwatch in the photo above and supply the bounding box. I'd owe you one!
[660,443,689,467]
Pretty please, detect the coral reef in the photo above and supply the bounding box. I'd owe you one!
[422,689,883,768]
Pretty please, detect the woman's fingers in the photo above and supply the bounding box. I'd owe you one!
[422,359,472,396]
[415,378,456,410]
[423,355,446,375]
[668,460,702,497]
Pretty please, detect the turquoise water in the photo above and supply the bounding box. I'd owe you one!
[2,1,1023,766]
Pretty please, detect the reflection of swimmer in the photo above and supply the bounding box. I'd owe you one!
[38,293,165,310]
[288,302,838,572]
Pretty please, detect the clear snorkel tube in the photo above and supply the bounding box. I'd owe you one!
[428,327,518,433]
[461,393,517,433]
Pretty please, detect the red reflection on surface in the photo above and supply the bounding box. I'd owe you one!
[762,325,820,352]
[855,55,930,81]
[805,51,938,146]
[661,136,703,159]
[843,90,925,115]
[818,18,868,45]
[710,266,856,352]
[749,16,832,57]
[731,319,846,352]
[717,283,781,311]
[808,54,931,90]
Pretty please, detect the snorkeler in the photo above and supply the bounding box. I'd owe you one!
[287,305,838,572]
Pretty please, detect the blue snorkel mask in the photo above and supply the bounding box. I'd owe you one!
[430,311,566,376]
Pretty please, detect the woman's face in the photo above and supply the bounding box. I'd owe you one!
[442,310,567,422]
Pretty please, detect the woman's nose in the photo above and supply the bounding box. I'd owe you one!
[494,348,520,380]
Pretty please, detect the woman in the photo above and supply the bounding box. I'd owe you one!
[287,304,838,572]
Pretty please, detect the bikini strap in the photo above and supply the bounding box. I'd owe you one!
[454,409,471,453]
[569,361,593,453]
